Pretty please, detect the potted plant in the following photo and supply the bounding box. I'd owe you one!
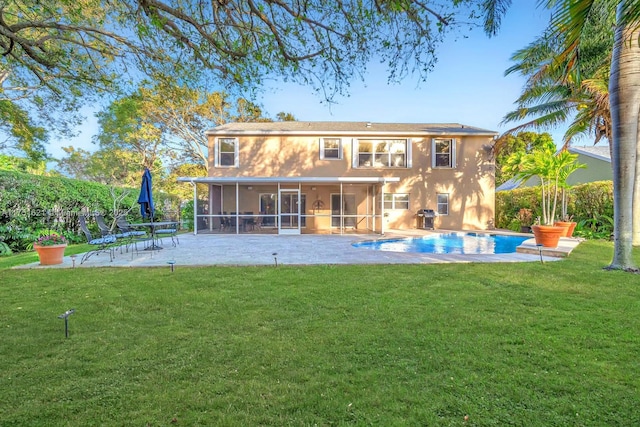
[33,232,68,265]
[554,214,577,238]
[503,141,585,247]
[516,208,534,233]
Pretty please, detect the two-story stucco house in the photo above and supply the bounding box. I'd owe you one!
[179,121,497,235]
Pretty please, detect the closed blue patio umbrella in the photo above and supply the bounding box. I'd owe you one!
[138,168,155,220]
[138,168,159,249]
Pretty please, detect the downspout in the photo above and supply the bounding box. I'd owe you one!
[298,181,302,232]
[235,181,239,234]
[381,180,386,235]
[208,185,214,232]
[366,185,373,230]
[340,182,344,235]
[373,184,377,233]
[190,180,197,235]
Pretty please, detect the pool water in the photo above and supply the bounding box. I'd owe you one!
[352,232,529,255]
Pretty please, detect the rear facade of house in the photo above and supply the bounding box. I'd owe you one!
[179,121,497,235]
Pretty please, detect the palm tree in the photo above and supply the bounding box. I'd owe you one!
[552,1,640,270]
[489,8,611,150]
[494,0,613,154]
[497,21,612,150]
[484,0,640,271]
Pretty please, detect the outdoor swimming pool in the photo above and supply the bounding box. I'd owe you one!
[352,232,530,255]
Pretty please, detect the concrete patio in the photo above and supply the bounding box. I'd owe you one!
[16,230,581,269]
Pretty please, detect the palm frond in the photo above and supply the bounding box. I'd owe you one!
[482,0,513,36]
[619,0,640,29]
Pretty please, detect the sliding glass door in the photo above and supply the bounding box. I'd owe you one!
[279,189,300,235]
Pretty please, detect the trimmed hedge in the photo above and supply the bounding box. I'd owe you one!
[496,180,614,236]
[0,170,180,251]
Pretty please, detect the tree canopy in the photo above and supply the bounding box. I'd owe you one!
[494,132,554,186]
[1,0,488,158]
[57,88,276,187]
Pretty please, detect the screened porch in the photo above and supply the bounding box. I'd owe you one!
[177,176,400,235]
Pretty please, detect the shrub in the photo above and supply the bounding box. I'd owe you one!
[0,170,182,251]
[496,181,614,237]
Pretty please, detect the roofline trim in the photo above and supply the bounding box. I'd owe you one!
[177,176,401,184]
[204,129,498,137]
[568,146,611,162]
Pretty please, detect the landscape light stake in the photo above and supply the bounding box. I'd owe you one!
[272,252,278,267]
[168,260,176,272]
[537,244,544,264]
[58,309,75,338]
[70,255,77,268]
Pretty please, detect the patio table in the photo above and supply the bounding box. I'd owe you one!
[130,221,178,250]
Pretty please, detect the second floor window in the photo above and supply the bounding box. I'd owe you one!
[215,138,238,167]
[320,138,342,160]
[356,139,408,168]
[432,138,456,168]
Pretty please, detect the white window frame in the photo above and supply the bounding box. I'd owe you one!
[383,193,410,210]
[432,138,456,168]
[319,137,343,160]
[214,137,239,168]
[437,193,449,216]
[352,138,411,168]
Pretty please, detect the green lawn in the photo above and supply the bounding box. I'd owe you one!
[2,240,640,426]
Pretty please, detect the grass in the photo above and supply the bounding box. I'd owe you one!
[1,240,640,425]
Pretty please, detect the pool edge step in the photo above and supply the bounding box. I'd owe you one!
[516,237,583,258]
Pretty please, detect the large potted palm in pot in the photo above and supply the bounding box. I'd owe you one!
[502,141,584,248]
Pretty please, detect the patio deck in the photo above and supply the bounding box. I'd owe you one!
[15,230,580,269]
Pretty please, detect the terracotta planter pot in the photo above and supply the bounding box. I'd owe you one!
[532,225,565,248]
[554,221,577,237]
[34,244,67,265]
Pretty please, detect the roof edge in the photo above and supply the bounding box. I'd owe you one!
[177,176,401,184]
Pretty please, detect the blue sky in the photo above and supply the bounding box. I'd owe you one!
[51,3,575,160]
[260,3,558,138]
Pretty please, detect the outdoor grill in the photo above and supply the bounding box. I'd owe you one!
[416,209,436,230]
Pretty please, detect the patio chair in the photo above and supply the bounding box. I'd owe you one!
[116,216,147,236]
[95,214,125,252]
[219,212,231,232]
[78,215,117,264]
[154,221,179,247]
[243,212,255,231]
[95,214,114,237]
[115,216,150,253]
[254,213,263,230]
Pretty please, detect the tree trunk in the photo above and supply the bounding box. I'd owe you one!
[609,3,639,270]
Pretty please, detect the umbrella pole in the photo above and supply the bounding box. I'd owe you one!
[143,205,162,251]
[148,208,162,251]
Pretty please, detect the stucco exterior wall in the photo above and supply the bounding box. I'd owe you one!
[206,133,495,231]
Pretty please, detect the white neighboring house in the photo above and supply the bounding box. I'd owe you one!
[496,144,612,191]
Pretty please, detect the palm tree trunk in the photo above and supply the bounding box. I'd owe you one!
[541,179,548,225]
[551,176,559,224]
[609,2,639,270]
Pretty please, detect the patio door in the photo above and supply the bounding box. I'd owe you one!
[279,189,301,235]
[331,194,356,228]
